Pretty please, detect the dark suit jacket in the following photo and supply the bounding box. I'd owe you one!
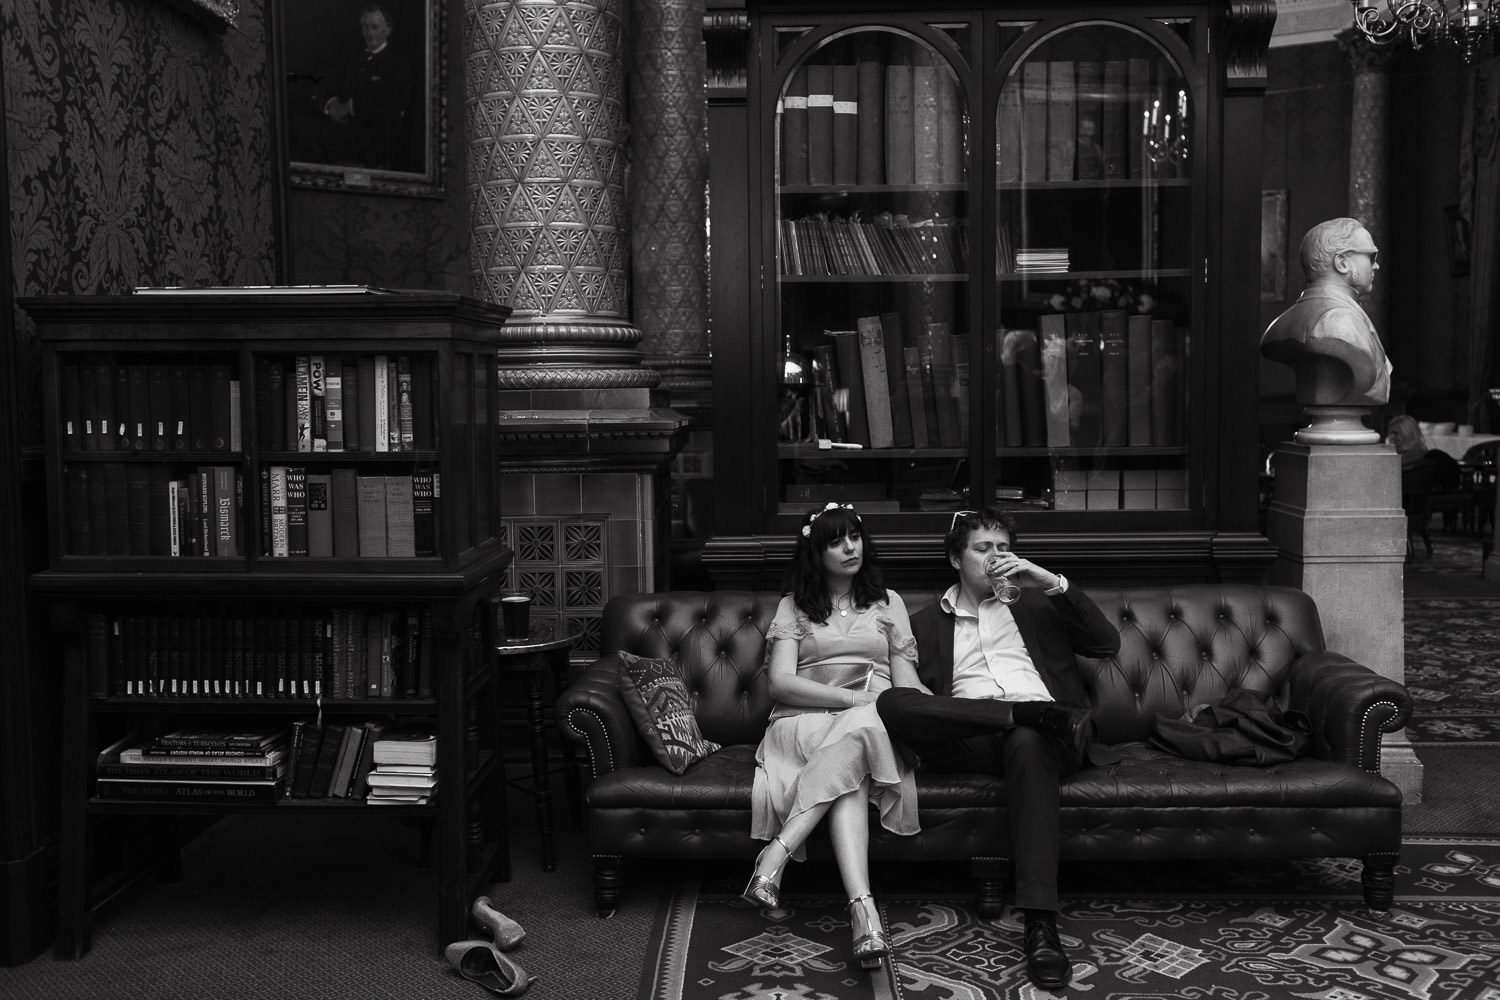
[909,585,1120,707]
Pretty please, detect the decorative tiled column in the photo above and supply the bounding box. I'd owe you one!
[629,0,713,532]
[1338,28,1392,333]
[465,0,688,660]
[629,0,709,390]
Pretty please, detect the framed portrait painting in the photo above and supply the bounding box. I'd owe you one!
[279,0,445,197]
[1259,189,1288,303]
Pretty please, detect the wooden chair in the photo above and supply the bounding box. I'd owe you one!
[1463,441,1499,563]
[1402,450,1470,559]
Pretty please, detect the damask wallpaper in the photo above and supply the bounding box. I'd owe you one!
[3,0,276,443]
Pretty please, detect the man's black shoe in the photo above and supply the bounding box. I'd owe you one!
[1013,702,1093,765]
[1022,910,1073,990]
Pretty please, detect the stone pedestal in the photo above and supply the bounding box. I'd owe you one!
[1265,441,1422,802]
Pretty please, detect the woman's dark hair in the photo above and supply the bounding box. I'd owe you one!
[944,508,1017,562]
[782,504,887,623]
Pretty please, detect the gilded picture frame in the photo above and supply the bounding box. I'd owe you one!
[1444,203,1471,277]
[280,0,445,198]
[1259,189,1288,303]
[162,0,239,31]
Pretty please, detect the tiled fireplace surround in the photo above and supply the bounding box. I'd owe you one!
[500,469,668,663]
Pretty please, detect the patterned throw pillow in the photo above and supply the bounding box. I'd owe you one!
[616,651,721,775]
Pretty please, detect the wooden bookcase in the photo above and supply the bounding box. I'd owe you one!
[23,288,513,958]
[706,2,1277,586]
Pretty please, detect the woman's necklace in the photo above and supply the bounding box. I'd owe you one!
[832,594,853,617]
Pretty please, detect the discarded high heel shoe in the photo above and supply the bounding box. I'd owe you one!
[847,893,889,970]
[472,895,526,950]
[444,939,531,996]
[741,834,792,910]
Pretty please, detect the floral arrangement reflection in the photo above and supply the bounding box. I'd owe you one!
[1047,277,1157,314]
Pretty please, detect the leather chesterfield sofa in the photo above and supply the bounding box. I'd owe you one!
[556,584,1412,916]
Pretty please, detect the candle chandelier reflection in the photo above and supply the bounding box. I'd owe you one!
[1349,0,1499,62]
[1143,89,1189,173]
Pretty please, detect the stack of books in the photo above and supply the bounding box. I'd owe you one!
[365,725,438,805]
[96,729,289,804]
[286,719,389,800]
[1014,248,1070,274]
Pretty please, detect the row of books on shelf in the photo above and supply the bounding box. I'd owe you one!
[62,465,439,558]
[65,463,241,558]
[256,354,434,454]
[791,309,1185,452]
[85,608,436,700]
[94,724,437,805]
[1003,312,1185,449]
[997,57,1182,183]
[792,314,970,451]
[780,47,964,188]
[779,213,966,276]
[59,362,239,453]
[262,468,438,559]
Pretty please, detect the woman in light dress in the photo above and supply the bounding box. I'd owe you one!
[1385,414,1429,469]
[743,502,926,969]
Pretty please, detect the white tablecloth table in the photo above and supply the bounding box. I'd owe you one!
[1426,433,1500,461]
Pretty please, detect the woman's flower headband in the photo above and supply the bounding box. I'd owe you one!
[801,501,856,537]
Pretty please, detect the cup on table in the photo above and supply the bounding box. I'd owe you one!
[500,593,531,642]
[1458,424,1475,436]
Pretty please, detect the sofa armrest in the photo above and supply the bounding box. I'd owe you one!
[555,655,646,780]
[1287,650,1414,772]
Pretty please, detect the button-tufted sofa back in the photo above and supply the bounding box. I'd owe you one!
[599,591,783,748]
[598,584,1328,749]
[1081,585,1327,744]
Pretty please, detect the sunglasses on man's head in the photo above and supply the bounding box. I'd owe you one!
[949,510,976,531]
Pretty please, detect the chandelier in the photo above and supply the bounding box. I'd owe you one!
[1350,0,1499,61]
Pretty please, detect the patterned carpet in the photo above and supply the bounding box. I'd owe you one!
[1405,597,1500,745]
[650,839,1500,1000]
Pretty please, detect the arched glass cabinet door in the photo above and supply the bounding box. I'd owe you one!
[991,21,1195,519]
[771,25,974,519]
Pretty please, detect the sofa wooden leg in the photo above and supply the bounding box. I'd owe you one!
[971,857,1009,918]
[1362,857,1397,911]
[593,855,623,917]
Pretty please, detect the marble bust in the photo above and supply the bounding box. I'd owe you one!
[1261,218,1391,407]
[1260,218,1391,443]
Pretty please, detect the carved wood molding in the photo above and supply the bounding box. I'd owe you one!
[1223,0,1278,88]
[704,11,750,92]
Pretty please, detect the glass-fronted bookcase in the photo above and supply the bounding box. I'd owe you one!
[706,2,1275,587]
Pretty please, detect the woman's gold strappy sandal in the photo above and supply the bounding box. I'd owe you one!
[741,835,792,909]
[847,893,889,969]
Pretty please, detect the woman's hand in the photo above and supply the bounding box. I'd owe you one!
[849,689,879,708]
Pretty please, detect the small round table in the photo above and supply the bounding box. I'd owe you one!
[492,629,582,873]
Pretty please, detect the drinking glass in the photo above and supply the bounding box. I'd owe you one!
[985,553,1021,605]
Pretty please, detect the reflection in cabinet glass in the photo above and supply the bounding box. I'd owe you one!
[775,27,974,517]
[994,24,1193,517]
[749,8,1214,534]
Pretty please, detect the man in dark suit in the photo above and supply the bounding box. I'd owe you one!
[876,508,1119,990]
[322,3,414,170]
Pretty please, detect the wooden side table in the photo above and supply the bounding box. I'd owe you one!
[492,628,582,873]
